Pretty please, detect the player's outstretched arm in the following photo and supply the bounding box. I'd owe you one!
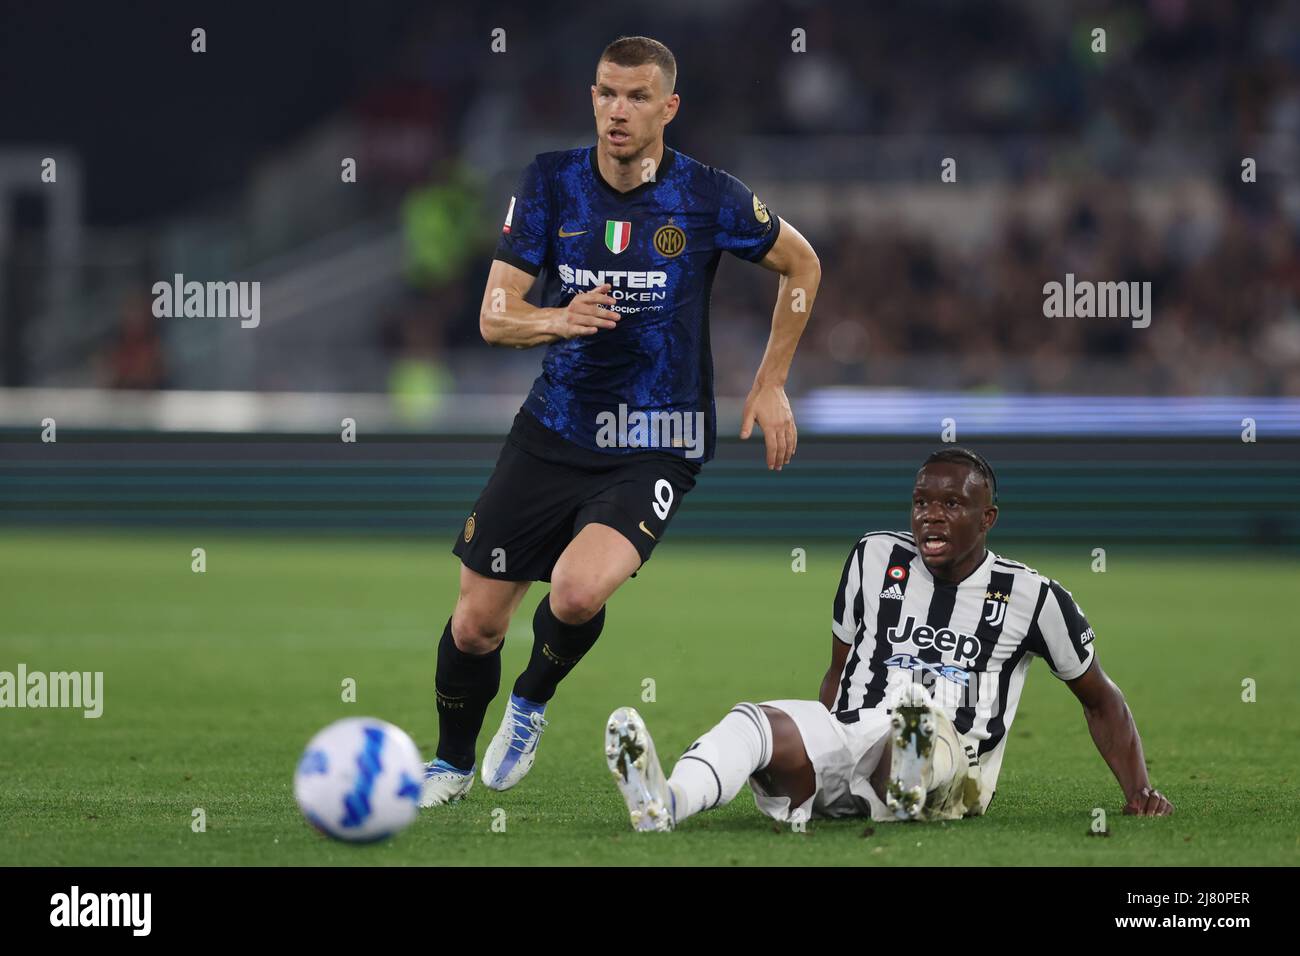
[478,259,620,349]
[741,219,822,471]
[1066,657,1174,816]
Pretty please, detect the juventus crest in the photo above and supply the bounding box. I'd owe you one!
[983,590,1009,628]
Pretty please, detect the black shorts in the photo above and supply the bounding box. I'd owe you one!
[452,409,702,582]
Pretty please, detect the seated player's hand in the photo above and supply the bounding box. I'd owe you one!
[554,283,620,338]
[1123,786,1174,816]
[740,382,797,471]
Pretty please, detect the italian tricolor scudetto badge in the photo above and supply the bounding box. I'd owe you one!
[605,220,631,254]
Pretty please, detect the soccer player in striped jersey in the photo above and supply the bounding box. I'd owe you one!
[605,448,1174,830]
[421,36,821,806]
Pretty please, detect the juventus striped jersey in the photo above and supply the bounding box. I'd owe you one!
[831,530,1097,804]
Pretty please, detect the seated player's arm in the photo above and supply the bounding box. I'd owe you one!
[478,258,620,349]
[740,219,823,470]
[822,539,862,710]
[1066,658,1174,816]
[819,637,851,711]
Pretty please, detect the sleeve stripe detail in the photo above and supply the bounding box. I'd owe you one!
[492,247,543,277]
[742,213,781,262]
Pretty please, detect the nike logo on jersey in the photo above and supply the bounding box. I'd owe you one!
[638,521,657,540]
[558,226,587,237]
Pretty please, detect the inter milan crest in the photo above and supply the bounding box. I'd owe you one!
[605,220,631,254]
[653,221,686,258]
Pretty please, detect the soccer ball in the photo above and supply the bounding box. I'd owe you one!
[294,717,424,842]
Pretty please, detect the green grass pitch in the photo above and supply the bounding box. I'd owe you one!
[1,530,1297,866]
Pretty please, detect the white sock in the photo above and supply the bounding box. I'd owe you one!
[932,733,957,787]
[668,703,772,823]
[925,713,972,804]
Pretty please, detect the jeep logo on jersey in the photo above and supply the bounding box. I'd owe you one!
[886,615,982,663]
[605,220,631,254]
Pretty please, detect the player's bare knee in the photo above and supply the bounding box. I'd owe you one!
[450,606,507,654]
[548,581,605,625]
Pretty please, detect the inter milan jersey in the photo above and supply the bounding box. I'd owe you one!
[493,146,780,463]
[830,531,1097,811]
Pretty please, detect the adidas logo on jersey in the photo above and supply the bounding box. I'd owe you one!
[878,583,904,600]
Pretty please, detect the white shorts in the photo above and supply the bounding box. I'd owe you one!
[749,699,983,823]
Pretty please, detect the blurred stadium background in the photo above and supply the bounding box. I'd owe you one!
[2,0,1299,546]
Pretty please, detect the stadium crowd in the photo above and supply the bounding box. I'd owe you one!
[53,0,1299,397]
[386,0,1300,397]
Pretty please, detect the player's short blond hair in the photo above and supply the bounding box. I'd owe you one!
[597,36,677,94]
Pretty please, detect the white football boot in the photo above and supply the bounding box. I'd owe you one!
[886,682,939,821]
[419,759,474,807]
[481,694,549,791]
[605,706,674,832]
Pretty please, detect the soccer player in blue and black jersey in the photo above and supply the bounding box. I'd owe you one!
[422,36,823,806]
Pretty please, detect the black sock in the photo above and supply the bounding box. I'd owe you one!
[512,595,606,704]
[434,618,501,771]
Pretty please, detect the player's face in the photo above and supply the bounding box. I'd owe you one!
[910,463,998,580]
[591,61,679,161]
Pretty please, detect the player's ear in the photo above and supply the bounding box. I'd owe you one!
[982,506,999,533]
[663,93,680,125]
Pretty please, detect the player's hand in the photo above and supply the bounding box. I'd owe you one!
[552,284,620,338]
[740,382,797,471]
[1123,786,1174,816]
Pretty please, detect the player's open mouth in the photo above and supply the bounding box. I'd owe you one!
[921,534,950,557]
[608,128,630,144]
